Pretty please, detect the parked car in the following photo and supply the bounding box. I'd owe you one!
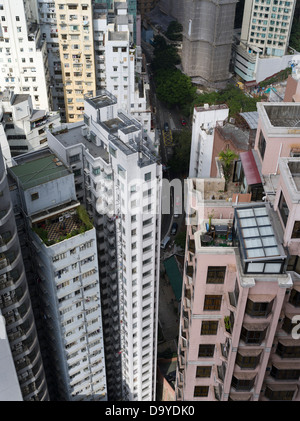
[161,236,170,250]
[171,222,178,235]
[164,122,169,131]
[174,196,181,217]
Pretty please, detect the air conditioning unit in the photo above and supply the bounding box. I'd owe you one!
[81,126,88,137]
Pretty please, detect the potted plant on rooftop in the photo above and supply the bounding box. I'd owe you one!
[218,149,238,191]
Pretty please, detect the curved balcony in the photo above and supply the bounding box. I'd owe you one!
[0,276,28,313]
[22,374,47,401]
[15,347,42,374]
[5,298,32,330]
[0,249,19,277]
[0,202,13,227]
[12,332,39,361]
[7,315,35,347]
[0,229,17,253]
[0,265,25,294]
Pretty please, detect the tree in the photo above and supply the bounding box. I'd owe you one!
[152,35,168,54]
[168,130,192,176]
[151,45,181,72]
[174,231,186,249]
[165,20,183,41]
[186,86,259,118]
[218,149,238,186]
[155,69,196,108]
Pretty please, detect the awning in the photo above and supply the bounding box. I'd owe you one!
[30,109,46,122]
[272,361,300,370]
[233,371,256,380]
[237,348,262,357]
[248,294,275,302]
[240,150,262,186]
[243,323,268,331]
[229,393,252,401]
[163,256,182,301]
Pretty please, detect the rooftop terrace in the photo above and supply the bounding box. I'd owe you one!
[9,151,70,190]
[33,205,93,246]
[53,125,110,163]
[84,89,117,109]
[259,102,300,128]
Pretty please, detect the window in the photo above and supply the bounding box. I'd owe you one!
[245,297,274,317]
[206,266,226,284]
[228,279,239,307]
[278,191,289,226]
[194,386,209,397]
[144,172,151,181]
[231,375,256,391]
[203,295,222,311]
[265,386,295,401]
[201,321,218,335]
[69,154,80,164]
[291,221,300,239]
[92,167,100,176]
[31,192,39,201]
[258,130,266,160]
[196,366,212,378]
[236,351,261,369]
[276,341,300,358]
[270,365,300,380]
[240,325,267,344]
[198,344,215,357]
[282,315,298,334]
[289,288,300,307]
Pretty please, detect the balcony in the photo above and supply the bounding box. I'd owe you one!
[199,220,233,248]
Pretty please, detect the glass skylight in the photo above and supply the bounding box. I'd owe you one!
[234,204,286,274]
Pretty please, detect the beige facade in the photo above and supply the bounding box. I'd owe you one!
[240,0,296,58]
[54,0,96,123]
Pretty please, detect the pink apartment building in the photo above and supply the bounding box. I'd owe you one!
[176,102,300,401]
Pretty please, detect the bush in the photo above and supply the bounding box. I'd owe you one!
[76,205,93,230]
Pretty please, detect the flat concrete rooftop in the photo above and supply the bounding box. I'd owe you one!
[54,125,110,163]
[9,151,70,190]
[264,104,300,127]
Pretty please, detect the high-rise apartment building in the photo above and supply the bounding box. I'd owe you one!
[159,0,238,85]
[93,1,152,140]
[233,0,296,82]
[0,145,49,401]
[0,0,52,111]
[175,101,300,401]
[8,147,107,401]
[47,88,162,401]
[54,0,96,123]
[37,0,65,117]
[0,90,60,156]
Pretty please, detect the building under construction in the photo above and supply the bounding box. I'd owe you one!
[158,0,238,85]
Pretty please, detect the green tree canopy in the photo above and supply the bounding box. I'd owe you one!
[184,85,259,118]
[165,20,183,41]
[155,69,196,108]
[151,45,181,72]
[168,129,192,176]
[152,35,168,53]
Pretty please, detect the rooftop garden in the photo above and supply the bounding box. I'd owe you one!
[33,205,93,246]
